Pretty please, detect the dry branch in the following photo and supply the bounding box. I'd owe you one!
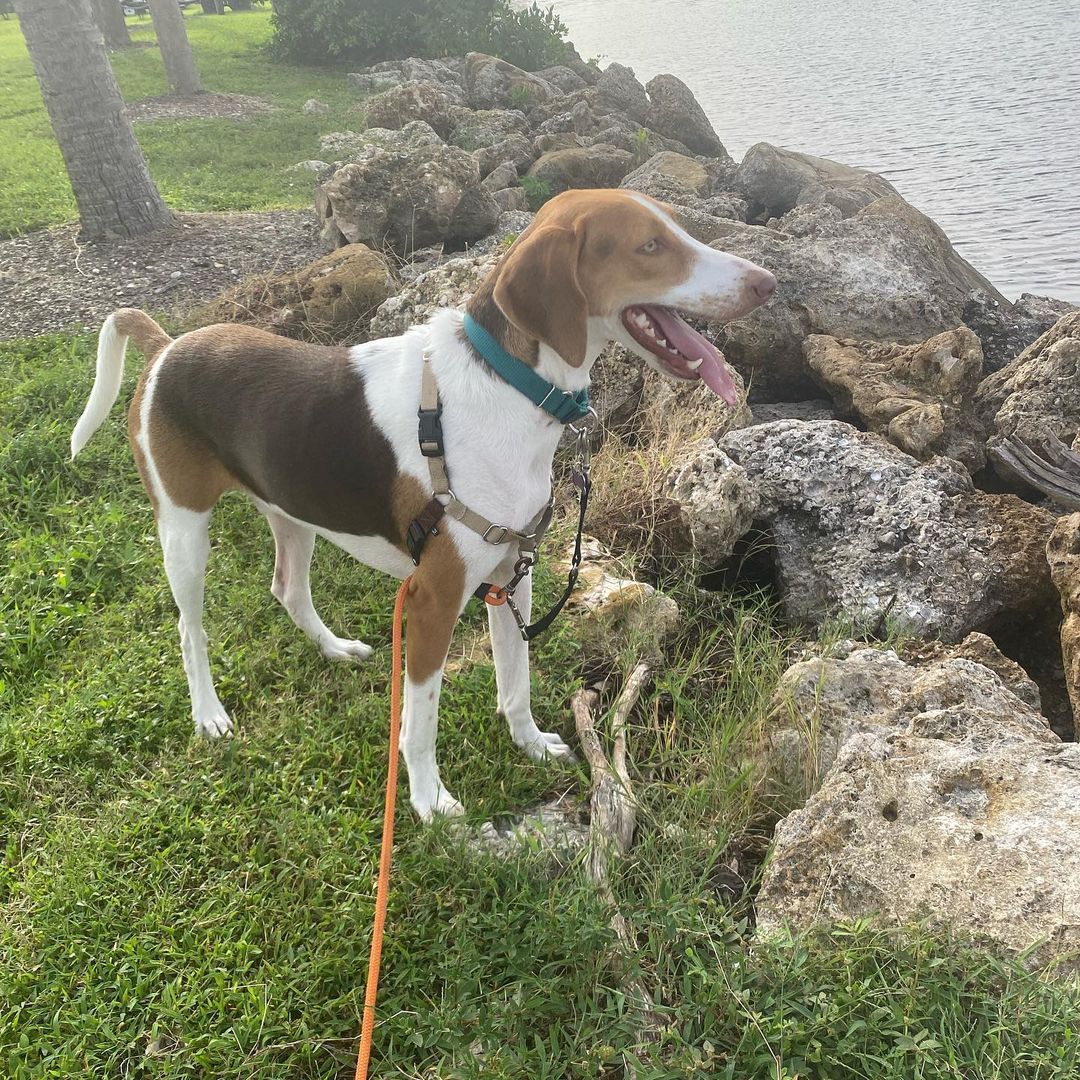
[989,433,1080,509]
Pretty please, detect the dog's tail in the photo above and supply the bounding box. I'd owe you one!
[71,308,173,459]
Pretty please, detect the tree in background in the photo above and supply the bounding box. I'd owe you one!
[13,0,174,239]
[148,0,201,95]
[90,0,131,48]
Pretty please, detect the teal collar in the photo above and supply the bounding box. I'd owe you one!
[463,313,590,424]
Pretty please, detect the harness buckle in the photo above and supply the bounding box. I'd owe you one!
[417,405,444,457]
[482,523,511,544]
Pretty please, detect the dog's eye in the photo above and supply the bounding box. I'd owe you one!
[639,238,662,255]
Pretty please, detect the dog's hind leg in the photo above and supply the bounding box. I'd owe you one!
[265,510,373,662]
[157,503,233,739]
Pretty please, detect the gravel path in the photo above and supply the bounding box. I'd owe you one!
[0,210,324,341]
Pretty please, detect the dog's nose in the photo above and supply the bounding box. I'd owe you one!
[751,270,777,302]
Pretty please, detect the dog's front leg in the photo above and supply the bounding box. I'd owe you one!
[487,557,576,763]
[400,547,469,821]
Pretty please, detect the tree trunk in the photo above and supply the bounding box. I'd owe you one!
[90,0,131,47]
[148,0,201,96]
[13,0,174,240]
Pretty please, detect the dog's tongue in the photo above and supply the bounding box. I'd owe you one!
[643,304,740,406]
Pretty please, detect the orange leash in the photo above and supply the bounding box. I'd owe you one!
[354,575,411,1080]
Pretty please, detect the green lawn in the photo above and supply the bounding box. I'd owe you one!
[0,8,356,237]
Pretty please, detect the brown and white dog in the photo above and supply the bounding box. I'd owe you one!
[70,189,775,820]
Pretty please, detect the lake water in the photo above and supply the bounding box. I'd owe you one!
[550,0,1080,302]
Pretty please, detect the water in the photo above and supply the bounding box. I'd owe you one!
[551,0,1080,301]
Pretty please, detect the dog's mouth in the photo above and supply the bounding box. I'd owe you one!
[620,304,739,406]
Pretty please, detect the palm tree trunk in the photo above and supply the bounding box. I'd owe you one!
[148,0,201,96]
[14,0,174,239]
[90,0,131,48]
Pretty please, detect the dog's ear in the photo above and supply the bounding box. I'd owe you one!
[493,225,589,367]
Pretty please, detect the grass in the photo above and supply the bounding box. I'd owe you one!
[4,333,1080,1078]
[0,8,358,237]
[3,12,1080,1077]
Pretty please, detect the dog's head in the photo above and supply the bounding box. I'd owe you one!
[490,189,775,405]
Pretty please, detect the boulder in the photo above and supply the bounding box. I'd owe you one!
[976,312,1080,446]
[587,62,650,124]
[526,144,635,194]
[360,79,466,138]
[644,74,731,160]
[535,64,588,94]
[302,98,329,115]
[491,187,528,213]
[666,444,758,568]
[711,196,1011,400]
[620,151,711,200]
[533,132,583,155]
[347,70,402,94]
[756,707,1080,971]
[769,640,1049,790]
[464,52,559,109]
[584,117,694,159]
[963,292,1077,373]
[718,420,1056,640]
[315,122,498,255]
[449,108,529,151]
[803,327,987,471]
[473,133,536,177]
[369,249,501,339]
[1046,513,1080,740]
[188,245,396,343]
[749,399,836,425]
[481,160,519,192]
[735,143,898,220]
[588,344,645,436]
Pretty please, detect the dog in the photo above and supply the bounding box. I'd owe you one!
[70,189,776,820]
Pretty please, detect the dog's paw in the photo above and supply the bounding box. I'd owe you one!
[518,729,577,764]
[195,706,234,739]
[413,786,466,823]
[319,636,373,663]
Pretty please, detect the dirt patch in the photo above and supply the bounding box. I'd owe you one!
[125,92,275,123]
[0,210,324,340]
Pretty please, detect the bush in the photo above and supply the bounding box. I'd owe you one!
[268,0,572,71]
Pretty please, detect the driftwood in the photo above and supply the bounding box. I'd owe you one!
[989,433,1080,509]
[571,663,660,1072]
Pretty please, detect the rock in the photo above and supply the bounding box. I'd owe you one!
[533,132,583,155]
[712,196,1012,400]
[399,57,466,90]
[963,292,1077,373]
[460,210,533,256]
[472,133,536,178]
[464,52,558,109]
[749,400,836,425]
[481,160,519,192]
[769,641,1051,791]
[804,327,987,471]
[770,202,844,236]
[588,344,646,436]
[644,73,730,160]
[369,249,502,339]
[287,159,332,177]
[666,444,758,568]
[315,122,496,255]
[347,70,402,94]
[718,420,1056,640]
[756,717,1080,971]
[526,144,634,194]
[491,187,528,213]
[536,64,588,94]
[558,537,680,658]
[1046,513,1080,740]
[188,245,396,343]
[736,143,899,220]
[302,98,329,115]
[536,99,598,138]
[360,79,466,138]
[587,62,650,124]
[319,121,443,162]
[584,119,693,159]
[976,312,1080,447]
[449,108,529,151]
[666,207,745,245]
[621,151,710,200]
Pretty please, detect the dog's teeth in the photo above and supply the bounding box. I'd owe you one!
[634,312,649,328]
[687,357,704,371]
[657,337,668,347]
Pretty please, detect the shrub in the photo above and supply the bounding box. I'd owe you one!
[269,0,572,71]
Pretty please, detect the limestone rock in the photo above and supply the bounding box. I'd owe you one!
[360,79,466,138]
[449,108,529,151]
[755,719,1080,971]
[644,73,731,160]
[804,327,987,471]
[666,444,758,568]
[464,52,558,109]
[188,245,396,343]
[481,160,519,192]
[491,187,528,213]
[588,344,645,436]
[302,98,329,115]
[587,62,650,124]
[473,133,536,178]
[347,70,402,94]
[535,64,588,94]
[963,292,1077,373]
[1046,513,1080,740]
[319,122,442,162]
[711,196,1011,400]
[526,144,634,194]
[976,312,1080,446]
[736,143,899,220]
[315,122,497,254]
[621,151,711,201]
[718,420,1056,639]
[749,400,836,425]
